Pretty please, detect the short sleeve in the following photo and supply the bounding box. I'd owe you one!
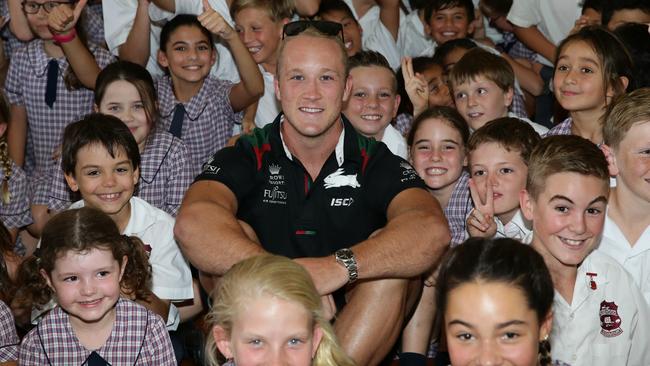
[46,156,77,212]
[142,311,177,365]
[90,44,117,68]
[4,47,27,106]
[193,140,258,203]
[0,301,19,362]
[102,0,136,54]
[18,327,47,365]
[163,138,193,216]
[507,0,540,28]
[362,143,427,213]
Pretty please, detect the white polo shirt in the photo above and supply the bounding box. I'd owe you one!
[550,250,650,366]
[381,124,408,159]
[343,0,403,70]
[493,209,532,242]
[255,66,281,128]
[104,0,240,82]
[597,213,650,305]
[398,11,436,58]
[506,0,580,66]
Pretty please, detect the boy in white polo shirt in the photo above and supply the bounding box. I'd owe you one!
[520,135,650,366]
[61,114,193,331]
[599,88,650,305]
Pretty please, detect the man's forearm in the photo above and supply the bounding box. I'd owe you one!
[353,189,450,279]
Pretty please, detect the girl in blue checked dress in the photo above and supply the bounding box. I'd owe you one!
[399,106,474,365]
[155,11,263,175]
[18,207,176,365]
[45,61,193,217]
[4,0,114,235]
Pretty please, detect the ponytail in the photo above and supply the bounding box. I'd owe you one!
[119,235,153,301]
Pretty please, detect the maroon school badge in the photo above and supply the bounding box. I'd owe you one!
[600,301,623,337]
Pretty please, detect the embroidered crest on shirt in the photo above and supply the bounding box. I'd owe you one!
[268,164,285,185]
[324,168,360,189]
[599,300,623,337]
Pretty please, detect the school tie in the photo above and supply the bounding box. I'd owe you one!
[45,59,59,108]
[168,103,185,138]
[85,351,109,365]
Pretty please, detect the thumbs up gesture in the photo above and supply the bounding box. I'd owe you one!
[198,0,235,40]
[48,0,87,35]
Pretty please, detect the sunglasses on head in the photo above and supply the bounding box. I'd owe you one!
[282,20,345,42]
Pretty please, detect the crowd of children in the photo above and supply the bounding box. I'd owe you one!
[0,0,649,365]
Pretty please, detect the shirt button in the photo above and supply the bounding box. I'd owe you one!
[569,313,574,320]
[572,354,577,361]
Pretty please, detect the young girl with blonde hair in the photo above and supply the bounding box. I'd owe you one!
[205,255,356,366]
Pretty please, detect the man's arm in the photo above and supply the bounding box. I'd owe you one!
[174,180,266,275]
[297,187,450,295]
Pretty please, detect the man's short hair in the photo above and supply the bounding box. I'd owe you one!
[276,26,349,78]
[467,118,541,165]
[603,88,650,150]
[349,51,397,92]
[448,48,514,93]
[230,0,293,21]
[61,113,141,176]
[317,0,357,21]
[526,136,609,200]
[602,0,650,28]
[424,0,475,24]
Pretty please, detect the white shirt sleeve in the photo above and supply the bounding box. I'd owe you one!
[102,0,137,54]
[507,0,540,28]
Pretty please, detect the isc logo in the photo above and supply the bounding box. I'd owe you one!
[330,198,354,207]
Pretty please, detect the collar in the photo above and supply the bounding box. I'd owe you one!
[270,114,361,167]
[27,39,69,77]
[158,75,209,120]
[139,129,173,184]
[495,210,532,241]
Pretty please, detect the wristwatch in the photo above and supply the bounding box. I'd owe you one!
[335,248,358,283]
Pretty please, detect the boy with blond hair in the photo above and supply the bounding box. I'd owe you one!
[599,88,650,304]
[520,135,650,366]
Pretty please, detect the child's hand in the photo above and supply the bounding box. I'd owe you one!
[467,178,497,238]
[198,0,235,41]
[570,15,598,35]
[47,0,87,35]
[401,57,429,115]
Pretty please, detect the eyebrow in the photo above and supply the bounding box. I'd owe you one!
[448,319,528,329]
[549,194,608,205]
[414,139,459,145]
[80,159,132,169]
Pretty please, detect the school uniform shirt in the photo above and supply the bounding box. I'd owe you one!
[381,124,409,159]
[0,1,27,58]
[446,171,473,247]
[343,0,403,70]
[19,298,176,365]
[507,0,581,66]
[0,300,19,363]
[0,161,33,229]
[3,39,114,199]
[507,112,549,135]
[544,117,573,136]
[254,66,281,128]
[156,75,239,175]
[550,250,650,366]
[45,129,193,217]
[69,197,193,329]
[104,0,240,82]
[395,113,413,136]
[398,11,436,58]
[493,209,532,242]
[598,213,650,305]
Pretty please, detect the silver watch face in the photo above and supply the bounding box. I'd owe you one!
[336,248,353,260]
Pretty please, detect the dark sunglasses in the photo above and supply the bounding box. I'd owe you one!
[282,20,344,42]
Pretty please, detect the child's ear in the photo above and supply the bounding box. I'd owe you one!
[118,255,128,282]
[599,144,619,177]
[0,123,7,138]
[520,189,534,220]
[40,269,54,290]
[64,172,79,192]
[539,310,553,342]
[133,167,140,186]
[213,325,234,359]
[504,87,514,108]
[392,94,401,118]
[342,74,353,103]
[618,76,630,94]
[157,50,169,69]
[311,324,324,358]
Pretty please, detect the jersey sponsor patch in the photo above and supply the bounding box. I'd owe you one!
[400,161,418,182]
[202,156,221,175]
[600,300,623,337]
[324,168,360,189]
